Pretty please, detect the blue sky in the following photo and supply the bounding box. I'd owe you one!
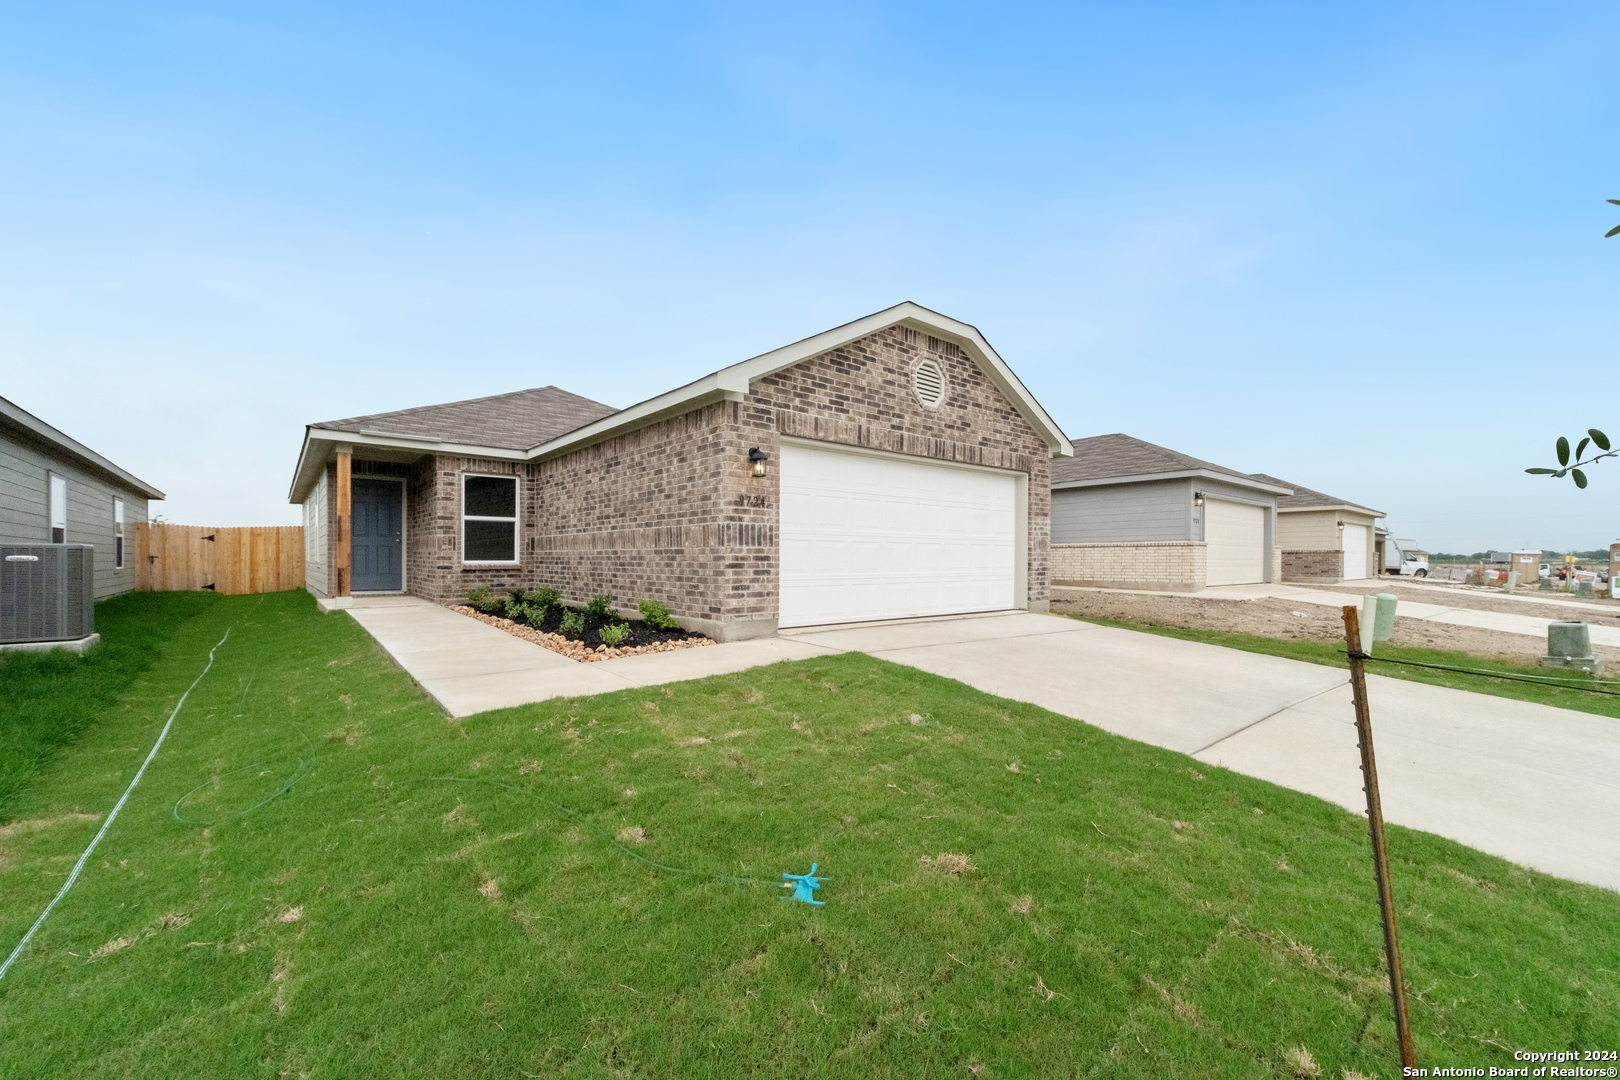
[2,1,1617,551]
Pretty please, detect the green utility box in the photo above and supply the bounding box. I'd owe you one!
[1542,621,1603,675]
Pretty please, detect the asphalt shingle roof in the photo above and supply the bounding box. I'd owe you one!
[1051,433,1270,487]
[1248,473,1380,514]
[311,386,618,451]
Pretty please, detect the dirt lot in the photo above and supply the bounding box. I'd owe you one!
[1302,579,1620,626]
[1050,588,1620,666]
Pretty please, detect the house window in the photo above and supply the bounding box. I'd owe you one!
[49,474,66,543]
[462,474,518,564]
[114,498,125,568]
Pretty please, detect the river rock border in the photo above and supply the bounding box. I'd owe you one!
[449,606,715,663]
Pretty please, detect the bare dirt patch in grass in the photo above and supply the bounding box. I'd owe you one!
[920,852,974,875]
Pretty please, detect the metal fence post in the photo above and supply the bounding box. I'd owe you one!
[1342,604,1416,1070]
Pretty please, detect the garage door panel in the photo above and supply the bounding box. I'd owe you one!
[1342,525,1368,581]
[1205,499,1266,587]
[779,444,1019,628]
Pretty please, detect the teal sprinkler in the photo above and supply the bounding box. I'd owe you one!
[781,864,826,906]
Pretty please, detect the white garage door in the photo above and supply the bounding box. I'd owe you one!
[1205,499,1266,586]
[1342,524,1369,581]
[779,444,1018,628]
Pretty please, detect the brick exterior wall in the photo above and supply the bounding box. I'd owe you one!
[373,324,1052,638]
[1051,541,1207,593]
[1282,549,1342,583]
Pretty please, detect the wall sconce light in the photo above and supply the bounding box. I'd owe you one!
[749,447,768,477]
[1192,491,1204,506]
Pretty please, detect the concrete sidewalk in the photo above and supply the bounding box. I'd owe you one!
[1059,581,1620,648]
[338,598,1620,891]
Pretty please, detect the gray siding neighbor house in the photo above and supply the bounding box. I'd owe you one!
[1,395,165,599]
[1050,434,1291,592]
[288,303,1073,640]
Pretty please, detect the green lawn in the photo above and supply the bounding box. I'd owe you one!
[1,592,1615,1078]
[0,590,220,818]
[1065,613,1620,719]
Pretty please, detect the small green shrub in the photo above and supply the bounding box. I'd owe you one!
[463,585,501,615]
[530,587,561,612]
[598,623,631,647]
[559,610,585,638]
[507,587,529,604]
[519,602,551,626]
[503,597,526,619]
[584,594,615,619]
[638,599,679,631]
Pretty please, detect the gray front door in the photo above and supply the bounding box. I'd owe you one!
[352,478,403,592]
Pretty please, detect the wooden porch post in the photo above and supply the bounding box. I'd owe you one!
[335,445,352,598]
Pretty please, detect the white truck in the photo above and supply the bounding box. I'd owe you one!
[1384,537,1429,577]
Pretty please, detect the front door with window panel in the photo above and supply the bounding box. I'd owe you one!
[351,478,403,592]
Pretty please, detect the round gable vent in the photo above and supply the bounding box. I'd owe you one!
[912,358,947,407]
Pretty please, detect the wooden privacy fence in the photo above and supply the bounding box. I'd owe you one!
[134,523,305,595]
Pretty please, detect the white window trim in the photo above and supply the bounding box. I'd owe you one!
[114,497,125,569]
[48,473,66,543]
[461,472,520,566]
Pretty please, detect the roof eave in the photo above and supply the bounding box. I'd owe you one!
[1053,468,1292,495]
[526,372,750,463]
[1277,503,1386,517]
[288,428,525,503]
[529,302,1074,461]
[0,396,165,500]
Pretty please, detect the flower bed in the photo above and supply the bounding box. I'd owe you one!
[450,606,714,663]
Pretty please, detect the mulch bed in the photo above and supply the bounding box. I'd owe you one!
[450,605,715,664]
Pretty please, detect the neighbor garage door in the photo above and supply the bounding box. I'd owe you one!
[1342,524,1369,581]
[1204,499,1266,586]
[778,443,1018,628]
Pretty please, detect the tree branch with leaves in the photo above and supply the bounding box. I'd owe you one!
[1528,429,1614,488]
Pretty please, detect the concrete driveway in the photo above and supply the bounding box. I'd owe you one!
[789,614,1620,893]
[343,599,1620,891]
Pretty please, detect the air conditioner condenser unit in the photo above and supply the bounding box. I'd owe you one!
[1,544,96,645]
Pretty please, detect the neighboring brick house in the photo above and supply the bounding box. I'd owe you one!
[1050,434,1290,592]
[1,394,164,599]
[287,303,1072,640]
[1248,474,1384,583]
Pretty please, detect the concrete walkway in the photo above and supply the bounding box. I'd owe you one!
[343,597,832,715]
[340,597,1620,891]
[1059,581,1620,648]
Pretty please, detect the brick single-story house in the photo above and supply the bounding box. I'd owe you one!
[288,303,1073,640]
[1248,474,1384,583]
[1,394,164,599]
[1049,434,1291,592]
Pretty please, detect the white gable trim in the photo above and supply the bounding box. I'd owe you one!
[289,303,1073,503]
[529,302,1073,463]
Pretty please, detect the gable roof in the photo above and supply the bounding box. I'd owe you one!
[289,302,1073,502]
[1051,434,1292,496]
[1249,473,1384,516]
[0,394,164,500]
[311,386,617,451]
